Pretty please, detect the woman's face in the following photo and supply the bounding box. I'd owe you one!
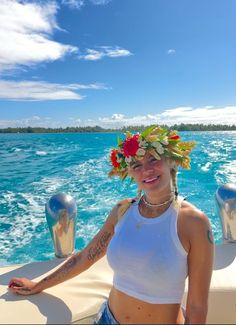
[128,153,172,195]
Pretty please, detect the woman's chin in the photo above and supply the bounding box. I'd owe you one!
[141,180,162,192]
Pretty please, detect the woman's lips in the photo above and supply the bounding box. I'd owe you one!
[143,176,160,183]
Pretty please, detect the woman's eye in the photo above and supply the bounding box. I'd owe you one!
[150,157,157,163]
[132,164,141,170]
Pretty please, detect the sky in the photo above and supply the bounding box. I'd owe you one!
[0,0,236,128]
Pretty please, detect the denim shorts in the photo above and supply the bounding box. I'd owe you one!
[93,300,185,324]
[93,301,119,324]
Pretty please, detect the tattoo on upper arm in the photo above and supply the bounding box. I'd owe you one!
[207,229,214,244]
[87,231,112,262]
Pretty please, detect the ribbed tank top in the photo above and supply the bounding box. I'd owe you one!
[107,200,188,304]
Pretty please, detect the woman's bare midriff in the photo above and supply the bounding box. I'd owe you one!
[108,286,185,324]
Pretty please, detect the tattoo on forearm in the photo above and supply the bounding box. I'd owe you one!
[87,231,111,262]
[207,229,214,244]
[43,255,79,283]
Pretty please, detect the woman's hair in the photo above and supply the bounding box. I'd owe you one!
[170,167,178,200]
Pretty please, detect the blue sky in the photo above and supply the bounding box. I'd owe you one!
[0,0,236,128]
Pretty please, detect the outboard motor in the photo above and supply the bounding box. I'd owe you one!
[215,184,236,242]
[45,193,77,258]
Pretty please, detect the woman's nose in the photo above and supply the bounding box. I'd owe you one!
[143,162,155,173]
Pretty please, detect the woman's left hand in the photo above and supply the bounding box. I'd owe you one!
[8,277,39,295]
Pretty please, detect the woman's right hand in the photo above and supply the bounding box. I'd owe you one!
[8,277,40,296]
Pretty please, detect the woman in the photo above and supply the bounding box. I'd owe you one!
[8,125,214,324]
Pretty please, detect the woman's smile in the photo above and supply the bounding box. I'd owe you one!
[142,176,160,184]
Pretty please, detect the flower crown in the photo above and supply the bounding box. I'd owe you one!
[109,125,196,179]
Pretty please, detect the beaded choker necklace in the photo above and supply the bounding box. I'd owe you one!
[141,195,174,208]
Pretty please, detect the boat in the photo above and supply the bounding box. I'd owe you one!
[0,184,236,324]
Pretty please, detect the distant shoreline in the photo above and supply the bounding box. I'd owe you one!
[0,123,235,133]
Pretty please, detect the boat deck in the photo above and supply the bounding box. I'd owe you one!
[0,243,236,324]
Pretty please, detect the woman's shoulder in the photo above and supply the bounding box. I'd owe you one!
[178,199,211,234]
[107,197,137,225]
[180,199,207,217]
[116,197,137,221]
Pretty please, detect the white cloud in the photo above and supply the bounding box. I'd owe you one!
[0,80,108,101]
[79,46,133,61]
[0,0,78,73]
[0,116,93,128]
[167,49,176,55]
[96,106,236,128]
[111,114,125,120]
[1,106,235,129]
[98,114,160,128]
[61,0,85,10]
[61,0,111,10]
[80,49,103,61]
[164,107,193,114]
[90,0,112,4]
[0,116,53,128]
[161,106,236,125]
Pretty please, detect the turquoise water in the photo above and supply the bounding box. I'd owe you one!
[0,131,236,266]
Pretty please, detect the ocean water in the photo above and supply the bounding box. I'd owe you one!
[0,131,236,266]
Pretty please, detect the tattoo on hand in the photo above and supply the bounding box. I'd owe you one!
[19,287,31,292]
[207,229,214,244]
[87,231,111,262]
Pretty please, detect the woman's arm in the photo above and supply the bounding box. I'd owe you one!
[184,209,214,324]
[8,204,119,295]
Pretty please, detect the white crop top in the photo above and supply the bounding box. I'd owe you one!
[107,200,188,304]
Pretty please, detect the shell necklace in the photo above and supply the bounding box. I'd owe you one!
[141,195,174,208]
[135,195,174,229]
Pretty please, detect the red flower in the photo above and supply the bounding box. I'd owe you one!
[110,149,120,168]
[169,134,180,140]
[122,135,140,157]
